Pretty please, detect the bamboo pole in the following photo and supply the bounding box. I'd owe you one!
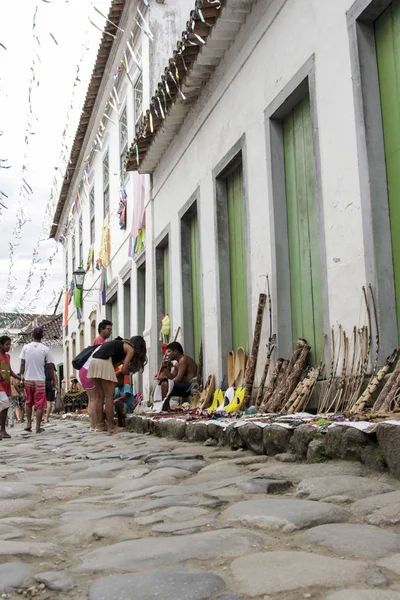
[373,351,400,412]
[196,340,203,386]
[288,365,322,414]
[352,349,399,413]
[243,293,266,408]
[369,284,380,378]
[266,339,310,413]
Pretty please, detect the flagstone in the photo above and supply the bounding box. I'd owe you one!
[222,498,349,532]
[76,529,265,573]
[88,569,226,600]
[231,551,367,596]
[304,523,400,557]
[296,476,395,502]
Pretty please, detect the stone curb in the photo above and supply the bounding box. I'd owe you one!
[125,416,400,478]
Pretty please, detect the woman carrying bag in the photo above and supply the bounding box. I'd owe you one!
[87,336,147,435]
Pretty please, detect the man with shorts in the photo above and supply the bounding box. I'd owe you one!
[19,328,55,434]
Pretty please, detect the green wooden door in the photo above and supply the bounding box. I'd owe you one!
[227,164,249,352]
[283,95,323,364]
[163,246,170,315]
[190,213,202,358]
[375,0,400,330]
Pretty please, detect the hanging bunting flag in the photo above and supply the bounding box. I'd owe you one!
[92,5,125,32]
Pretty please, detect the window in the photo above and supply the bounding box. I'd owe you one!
[134,73,143,123]
[79,215,83,267]
[89,187,95,245]
[65,249,69,287]
[103,150,110,217]
[119,106,128,176]
[71,233,76,274]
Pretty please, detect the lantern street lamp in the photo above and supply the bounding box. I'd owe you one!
[72,268,86,291]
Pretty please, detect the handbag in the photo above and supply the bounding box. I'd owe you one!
[72,345,97,370]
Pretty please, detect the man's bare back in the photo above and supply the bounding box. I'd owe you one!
[174,354,197,383]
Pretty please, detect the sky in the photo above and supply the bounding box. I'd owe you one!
[0,0,112,316]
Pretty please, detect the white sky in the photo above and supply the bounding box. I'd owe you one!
[0,0,111,315]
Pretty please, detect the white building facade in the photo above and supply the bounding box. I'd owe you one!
[54,0,400,400]
[51,0,194,395]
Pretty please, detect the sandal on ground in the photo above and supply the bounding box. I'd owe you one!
[95,423,107,432]
[24,427,32,432]
[35,428,45,434]
[0,432,11,438]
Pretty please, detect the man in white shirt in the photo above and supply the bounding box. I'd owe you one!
[20,328,55,434]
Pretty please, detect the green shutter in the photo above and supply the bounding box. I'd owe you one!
[163,246,170,315]
[283,95,323,364]
[190,213,202,358]
[227,164,249,352]
[375,0,400,331]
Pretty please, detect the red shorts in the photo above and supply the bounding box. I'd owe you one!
[24,381,47,410]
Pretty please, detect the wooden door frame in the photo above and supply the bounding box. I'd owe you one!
[154,226,170,366]
[213,135,251,376]
[264,55,329,360]
[347,0,399,358]
[179,189,203,361]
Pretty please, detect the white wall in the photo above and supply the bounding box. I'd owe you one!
[61,0,196,397]
[146,0,374,384]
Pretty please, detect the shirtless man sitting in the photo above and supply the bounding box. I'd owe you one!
[158,342,197,411]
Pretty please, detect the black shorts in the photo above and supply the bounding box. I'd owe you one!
[46,389,55,403]
[171,381,192,398]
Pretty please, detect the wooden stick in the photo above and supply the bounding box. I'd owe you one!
[255,340,276,408]
[352,349,399,413]
[196,339,203,386]
[243,293,266,408]
[369,284,380,378]
[288,365,322,414]
[373,352,400,412]
[261,358,284,410]
[266,339,310,413]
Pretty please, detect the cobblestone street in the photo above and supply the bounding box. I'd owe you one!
[1,420,400,599]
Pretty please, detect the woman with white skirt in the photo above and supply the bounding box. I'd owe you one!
[87,336,147,434]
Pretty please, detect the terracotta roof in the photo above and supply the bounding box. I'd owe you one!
[14,314,63,347]
[50,0,126,239]
[126,0,255,173]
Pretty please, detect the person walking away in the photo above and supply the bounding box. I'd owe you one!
[93,320,113,345]
[114,371,134,427]
[19,328,55,434]
[45,361,58,423]
[0,336,21,438]
[88,336,147,435]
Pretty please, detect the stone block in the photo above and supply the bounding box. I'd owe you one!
[237,423,264,455]
[185,422,209,443]
[263,425,292,456]
[289,425,317,458]
[226,423,245,450]
[376,424,400,478]
[158,420,187,440]
[306,439,327,463]
[325,426,371,461]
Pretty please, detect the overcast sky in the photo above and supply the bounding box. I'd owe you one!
[0,0,111,316]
